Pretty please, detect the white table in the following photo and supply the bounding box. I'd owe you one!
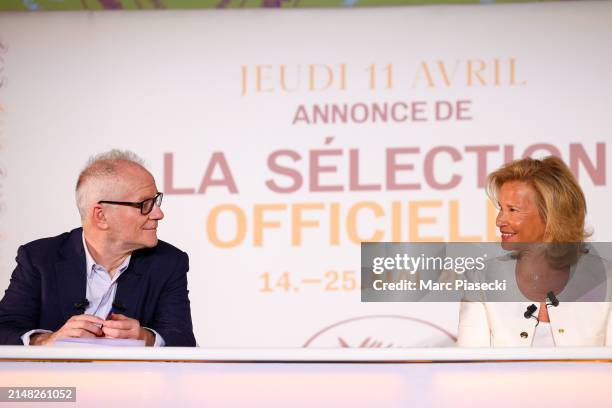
[1,347,611,407]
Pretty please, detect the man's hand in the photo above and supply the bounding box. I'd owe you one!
[102,313,154,346]
[30,314,105,346]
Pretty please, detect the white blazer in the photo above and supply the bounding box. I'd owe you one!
[457,250,612,347]
[458,301,612,347]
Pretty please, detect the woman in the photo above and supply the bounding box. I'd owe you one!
[457,156,612,347]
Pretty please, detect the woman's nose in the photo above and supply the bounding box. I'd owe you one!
[496,210,506,227]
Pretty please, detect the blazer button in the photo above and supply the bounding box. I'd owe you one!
[558,328,565,334]
[520,332,528,339]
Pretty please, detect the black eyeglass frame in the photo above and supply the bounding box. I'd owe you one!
[98,192,163,215]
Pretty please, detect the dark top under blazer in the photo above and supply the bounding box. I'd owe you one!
[0,228,196,346]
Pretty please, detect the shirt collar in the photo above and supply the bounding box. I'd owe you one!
[82,231,131,279]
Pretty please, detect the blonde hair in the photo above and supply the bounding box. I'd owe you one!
[486,156,588,242]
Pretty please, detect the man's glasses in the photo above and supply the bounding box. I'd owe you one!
[98,192,163,215]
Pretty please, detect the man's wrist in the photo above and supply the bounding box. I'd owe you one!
[30,332,52,346]
[139,327,155,347]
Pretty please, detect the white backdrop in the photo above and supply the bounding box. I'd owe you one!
[0,2,610,347]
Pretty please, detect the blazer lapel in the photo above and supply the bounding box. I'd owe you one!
[54,228,150,322]
[55,228,87,322]
[114,251,148,319]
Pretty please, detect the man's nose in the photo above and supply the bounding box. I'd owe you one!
[149,203,164,220]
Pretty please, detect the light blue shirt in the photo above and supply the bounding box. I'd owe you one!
[83,234,131,321]
[21,233,165,346]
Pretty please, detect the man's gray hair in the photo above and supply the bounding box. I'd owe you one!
[75,149,146,221]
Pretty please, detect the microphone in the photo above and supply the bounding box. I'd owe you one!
[547,291,560,307]
[112,300,126,313]
[73,299,89,311]
[524,304,537,319]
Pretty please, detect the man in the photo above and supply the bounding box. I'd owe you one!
[0,150,196,346]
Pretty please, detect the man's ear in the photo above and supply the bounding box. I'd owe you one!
[92,204,109,230]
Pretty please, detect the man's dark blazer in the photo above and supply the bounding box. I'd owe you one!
[0,228,196,346]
